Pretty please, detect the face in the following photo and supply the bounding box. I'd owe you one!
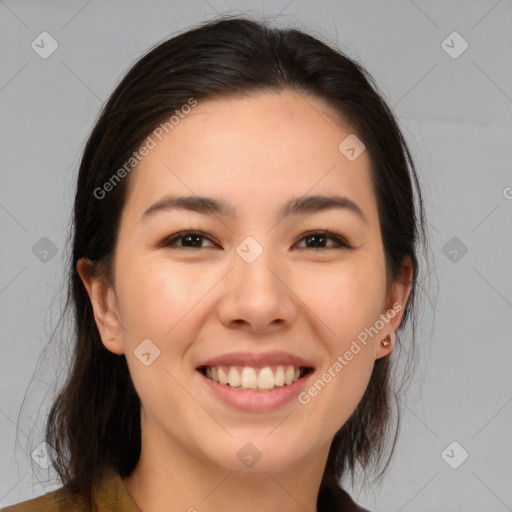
[79,90,411,474]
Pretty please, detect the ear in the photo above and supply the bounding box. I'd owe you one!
[374,255,414,359]
[76,258,125,355]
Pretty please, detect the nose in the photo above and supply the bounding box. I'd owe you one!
[216,245,298,333]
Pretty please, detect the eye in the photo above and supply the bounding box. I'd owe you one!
[294,231,352,250]
[159,230,352,250]
[159,230,217,249]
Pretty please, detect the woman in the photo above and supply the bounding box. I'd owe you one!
[3,14,427,512]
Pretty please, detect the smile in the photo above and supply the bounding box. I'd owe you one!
[198,365,313,392]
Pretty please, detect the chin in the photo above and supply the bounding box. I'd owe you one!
[204,435,313,474]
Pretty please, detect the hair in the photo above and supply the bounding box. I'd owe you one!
[32,14,429,512]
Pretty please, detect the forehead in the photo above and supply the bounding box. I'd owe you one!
[122,90,377,224]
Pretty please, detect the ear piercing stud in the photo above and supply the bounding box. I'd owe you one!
[381,335,393,347]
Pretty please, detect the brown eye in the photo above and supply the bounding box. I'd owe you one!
[160,231,217,249]
[295,231,351,250]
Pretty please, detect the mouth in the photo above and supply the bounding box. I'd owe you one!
[197,365,314,393]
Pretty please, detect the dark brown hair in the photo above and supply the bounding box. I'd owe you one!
[33,14,428,512]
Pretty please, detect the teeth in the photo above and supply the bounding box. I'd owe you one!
[228,367,241,387]
[285,365,294,385]
[241,367,257,389]
[203,365,307,391]
[274,366,285,386]
[257,367,274,389]
[218,366,229,385]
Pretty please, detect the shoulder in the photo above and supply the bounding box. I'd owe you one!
[1,469,140,512]
[0,486,87,512]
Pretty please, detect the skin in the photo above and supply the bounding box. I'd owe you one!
[78,90,413,512]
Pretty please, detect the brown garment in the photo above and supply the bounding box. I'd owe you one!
[1,469,370,512]
[0,469,141,512]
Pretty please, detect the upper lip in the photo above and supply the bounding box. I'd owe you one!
[196,351,315,369]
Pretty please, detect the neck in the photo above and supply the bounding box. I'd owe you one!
[123,412,327,512]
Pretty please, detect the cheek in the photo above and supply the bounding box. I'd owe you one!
[295,258,387,343]
[115,256,208,340]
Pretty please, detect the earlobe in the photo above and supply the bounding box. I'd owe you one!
[375,256,414,360]
[375,332,395,360]
[76,258,125,355]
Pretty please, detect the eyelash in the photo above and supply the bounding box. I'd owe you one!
[159,230,352,250]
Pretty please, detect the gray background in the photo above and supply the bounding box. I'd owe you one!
[1,1,511,510]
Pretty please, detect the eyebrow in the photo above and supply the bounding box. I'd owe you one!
[141,194,367,224]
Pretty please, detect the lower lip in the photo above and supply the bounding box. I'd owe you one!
[197,370,313,412]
